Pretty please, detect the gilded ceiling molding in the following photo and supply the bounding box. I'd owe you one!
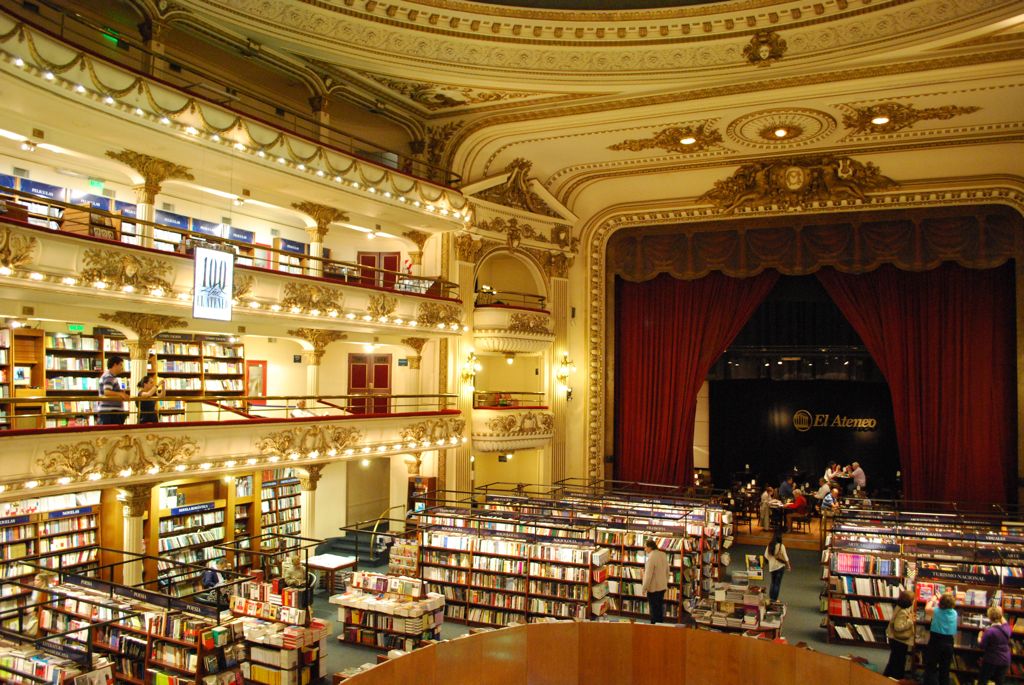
[40,434,199,480]
[98,312,188,351]
[402,230,430,252]
[287,328,348,365]
[402,337,428,369]
[475,159,560,218]
[416,301,464,328]
[291,202,349,241]
[281,282,344,313]
[256,424,362,458]
[484,411,555,436]
[104,150,194,203]
[400,416,466,443]
[744,31,788,66]
[359,73,535,111]
[698,155,896,213]
[79,248,174,292]
[507,313,553,336]
[367,294,398,319]
[609,123,723,154]
[0,226,38,270]
[425,121,464,173]
[842,102,982,135]
[297,464,326,491]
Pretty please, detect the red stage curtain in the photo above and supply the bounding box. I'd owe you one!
[817,264,1016,506]
[615,271,778,486]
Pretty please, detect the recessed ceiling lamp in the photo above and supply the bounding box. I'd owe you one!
[871,116,891,126]
[679,136,697,145]
[773,128,789,138]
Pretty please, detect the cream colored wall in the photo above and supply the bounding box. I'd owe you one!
[313,460,347,540]
[241,336,307,399]
[476,355,543,394]
[346,458,391,525]
[694,381,710,470]
[473,448,544,489]
[476,253,544,297]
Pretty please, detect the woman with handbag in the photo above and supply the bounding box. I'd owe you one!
[883,590,916,678]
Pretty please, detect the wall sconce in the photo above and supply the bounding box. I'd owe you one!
[555,353,577,401]
[462,352,482,391]
[504,353,515,365]
[498,452,514,463]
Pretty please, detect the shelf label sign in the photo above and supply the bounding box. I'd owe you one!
[63,574,112,594]
[193,245,234,322]
[0,515,29,526]
[49,506,93,519]
[917,567,998,585]
[113,584,169,607]
[171,501,217,516]
[170,597,220,618]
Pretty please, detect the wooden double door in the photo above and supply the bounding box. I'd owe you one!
[348,354,391,414]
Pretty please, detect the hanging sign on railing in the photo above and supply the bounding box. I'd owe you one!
[193,244,235,321]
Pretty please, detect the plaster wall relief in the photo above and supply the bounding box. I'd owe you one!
[256,424,363,457]
[608,123,724,154]
[39,435,200,480]
[841,102,983,136]
[0,226,39,271]
[79,248,174,292]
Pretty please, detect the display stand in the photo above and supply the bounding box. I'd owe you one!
[331,571,444,652]
[691,581,785,638]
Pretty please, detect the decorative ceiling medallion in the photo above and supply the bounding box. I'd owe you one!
[608,123,722,155]
[842,102,982,135]
[361,73,535,111]
[698,155,895,214]
[743,31,787,67]
[726,109,837,149]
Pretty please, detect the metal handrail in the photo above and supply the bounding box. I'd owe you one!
[4,2,461,186]
[1,187,460,300]
[474,288,547,310]
[472,391,547,409]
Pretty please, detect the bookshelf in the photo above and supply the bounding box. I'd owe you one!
[418,524,610,627]
[332,571,443,651]
[388,542,419,577]
[201,339,245,403]
[42,331,129,427]
[154,337,203,403]
[156,500,227,597]
[231,475,257,572]
[0,328,11,428]
[691,581,785,638]
[260,472,302,550]
[11,327,44,430]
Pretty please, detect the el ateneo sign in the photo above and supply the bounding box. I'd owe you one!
[193,244,235,321]
[793,409,878,432]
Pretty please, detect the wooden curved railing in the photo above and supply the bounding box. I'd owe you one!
[341,622,889,685]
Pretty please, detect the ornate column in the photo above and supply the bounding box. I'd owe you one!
[309,96,331,145]
[402,231,430,277]
[138,19,167,76]
[105,150,193,249]
[293,203,348,278]
[402,338,427,394]
[298,465,324,540]
[287,328,347,398]
[546,253,574,485]
[99,312,187,420]
[119,484,151,586]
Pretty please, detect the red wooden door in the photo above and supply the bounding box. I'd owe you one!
[357,252,401,289]
[347,354,392,414]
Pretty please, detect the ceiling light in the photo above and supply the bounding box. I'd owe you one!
[680,136,697,145]
[159,117,171,125]
[351,182,360,189]
[42,71,54,80]
[774,128,788,138]
[73,84,86,94]
[150,287,164,297]
[24,480,39,489]
[248,301,261,309]
[225,460,237,468]
[257,149,266,158]
[398,196,406,203]
[361,314,373,322]
[277,156,286,164]
[119,468,133,477]
[328,310,338,318]
[57,476,72,485]
[297,163,306,171]
[233,197,245,206]
[93,280,108,289]
[233,142,246,151]
[175,464,187,472]
[505,353,515,365]
[184,126,199,135]
[103,96,115,105]
[211,134,222,142]
[361,459,370,467]
[199,462,212,470]
[345,312,356,320]
[270,304,282,312]
[408,320,417,327]
[147,466,160,475]
[29,272,43,281]
[0,266,11,277]
[246,458,258,465]
[13,58,24,68]
[19,141,36,152]
[290,306,301,314]
[871,116,891,125]
[122,285,134,293]
[269,455,281,463]
[177,292,190,300]
[61,276,76,285]
[87,472,102,481]
[315,169,324,177]
[134,108,144,116]
[366,231,376,240]
[334,175,342,182]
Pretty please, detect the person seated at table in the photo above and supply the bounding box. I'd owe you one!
[281,553,306,587]
[201,559,224,589]
[822,487,841,514]
[824,462,840,483]
[813,478,831,510]
[849,461,867,493]
[778,476,795,501]
[783,489,808,530]
[759,485,776,529]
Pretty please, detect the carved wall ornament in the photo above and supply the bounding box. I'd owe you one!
[508,312,553,336]
[40,434,199,480]
[80,248,173,292]
[119,484,152,518]
[402,337,428,369]
[287,328,347,364]
[485,411,554,436]
[257,424,362,457]
[425,121,464,172]
[291,202,349,240]
[232,273,255,302]
[362,74,534,111]
[297,464,325,491]
[417,301,464,328]
[474,159,559,218]
[98,312,188,351]
[400,417,466,443]
[368,294,398,320]
[402,230,430,252]
[743,31,787,67]
[104,150,193,203]
[454,233,484,263]
[476,216,559,247]
[698,155,896,213]
[0,226,38,270]
[842,102,982,135]
[281,282,343,313]
[608,123,723,154]
[544,251,575,279]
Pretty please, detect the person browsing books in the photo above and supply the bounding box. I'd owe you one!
[883,590,916,679]
[977,605,1012,685]
[764,531,791,601]
[641,539,669,624]
[97,355,129,425]
[201,559,224,589]
[136,373,165,424]
[923,592,957,685]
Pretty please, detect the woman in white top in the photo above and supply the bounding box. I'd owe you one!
[765,531,792,601]
[824,462,840,483]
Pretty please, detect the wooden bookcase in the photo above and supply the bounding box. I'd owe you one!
[156,500,228,597]
[260,470,302,550]
[43,331,130,428]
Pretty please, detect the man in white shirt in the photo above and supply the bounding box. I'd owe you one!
[290,400,315,418]
[850,462,867,493]
[641,539,670,624]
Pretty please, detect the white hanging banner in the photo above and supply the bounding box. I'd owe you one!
[193,244,235,321]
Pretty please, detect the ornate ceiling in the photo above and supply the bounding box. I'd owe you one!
[73,0,1024,232]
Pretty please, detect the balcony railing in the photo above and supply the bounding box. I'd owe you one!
[474,288,547,311]
[0,187,459,300]
[473,391,547,409]
[0,393,458,434]
[4,2,460,186]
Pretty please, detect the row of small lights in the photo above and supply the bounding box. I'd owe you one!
[6,268,469,332]
[2,436,468,494]
[677,114,894,146]
[7,54,472,224]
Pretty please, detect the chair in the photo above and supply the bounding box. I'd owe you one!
[790,507,814,533]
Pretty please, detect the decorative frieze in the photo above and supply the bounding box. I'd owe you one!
[368,294,398,319]
[0,226,38,270]
[400,417,466,444]
[508,312,552,336]
[256,424,362,457]
[281,282,343,313]
[80,248,173,292]
[40,434,199,480]
[417,301,464,328]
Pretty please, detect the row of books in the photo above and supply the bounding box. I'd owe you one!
[831,552,902,576]
[38,529,96,553]
[158,525,225,552]
[159,509,225,534]
[350,571,425,599]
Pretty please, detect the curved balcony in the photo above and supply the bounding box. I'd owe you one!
[473,298,554,354]
[472,397,553,452]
